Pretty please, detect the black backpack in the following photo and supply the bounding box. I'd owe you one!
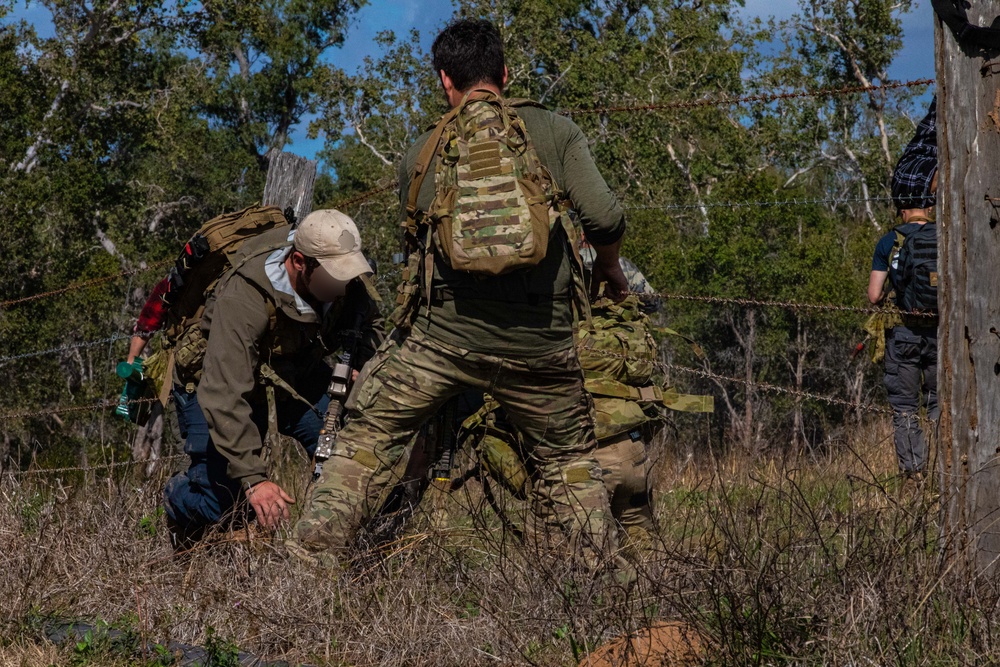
[890,222,938,313]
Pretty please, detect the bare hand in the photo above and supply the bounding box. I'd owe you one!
[246,480,294,530]
[590,260,629,302]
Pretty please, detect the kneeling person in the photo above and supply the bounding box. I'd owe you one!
[164,209,382,542]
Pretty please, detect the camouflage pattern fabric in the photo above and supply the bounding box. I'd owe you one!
[593,429,655,549]
[579,247,657,298]
[578,295,657,387]
[464,403,656,548]
[454,281,711,547]
[291,330,611,563]
[428,91,560,276]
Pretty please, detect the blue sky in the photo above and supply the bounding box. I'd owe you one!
[8,0,936,162]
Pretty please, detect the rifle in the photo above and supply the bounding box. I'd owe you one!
[428,397,459,486]
[313,264,377,481]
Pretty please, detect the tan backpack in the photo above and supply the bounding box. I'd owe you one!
[149,205,289,389]
[405,90,563,276]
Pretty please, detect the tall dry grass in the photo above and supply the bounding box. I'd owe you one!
[0,417,994,666]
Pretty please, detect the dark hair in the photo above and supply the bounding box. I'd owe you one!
[300,253,321,279]
[431,19,505,92]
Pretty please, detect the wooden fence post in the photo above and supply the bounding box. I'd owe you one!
[937,3,1000,575]
[262,150,317,224]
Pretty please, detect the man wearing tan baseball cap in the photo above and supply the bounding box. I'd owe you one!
[163,208,383,547]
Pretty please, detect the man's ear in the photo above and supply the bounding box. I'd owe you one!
[502,65,508,88]
[289,249,307,272]
[440,70,453,94]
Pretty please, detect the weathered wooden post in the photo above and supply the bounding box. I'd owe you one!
[937,3,1000,574]
[262,149,317,223]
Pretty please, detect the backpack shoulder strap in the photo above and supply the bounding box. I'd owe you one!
[891,226,908,253]
[403,111,459,238]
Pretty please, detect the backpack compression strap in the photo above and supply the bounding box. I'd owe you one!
[402,89,513,308]
[403,88,517,238]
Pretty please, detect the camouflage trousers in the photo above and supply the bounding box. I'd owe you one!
[293,330,611,558]
[594,429,654,540]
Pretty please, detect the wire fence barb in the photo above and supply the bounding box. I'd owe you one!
[581,346,891,415]
[641,291,937,318]
[1,454,187,479]
[0,260,171,311]
[0,397,160,423]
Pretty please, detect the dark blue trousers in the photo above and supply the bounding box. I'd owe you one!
[163,369,332,531]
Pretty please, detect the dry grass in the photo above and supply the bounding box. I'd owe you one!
[0,418,995,666]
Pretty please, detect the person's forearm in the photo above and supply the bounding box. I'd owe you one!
[867,270,888,304]
[591,237,622,268]
[126,335,148,364]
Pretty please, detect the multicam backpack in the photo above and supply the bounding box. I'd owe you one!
[577,295,713,440]
[406,90,562,276]
[577,296,657,387]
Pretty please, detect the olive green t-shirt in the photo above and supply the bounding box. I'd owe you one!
[399,103,625,355]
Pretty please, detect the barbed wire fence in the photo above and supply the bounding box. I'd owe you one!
[0,76,934,481]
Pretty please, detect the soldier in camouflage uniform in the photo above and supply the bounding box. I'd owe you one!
[291,19,629,564]
[464,255,711,550]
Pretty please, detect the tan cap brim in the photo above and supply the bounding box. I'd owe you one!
[318,250,372,282]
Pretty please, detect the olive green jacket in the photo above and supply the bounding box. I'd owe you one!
[197,227,383,487]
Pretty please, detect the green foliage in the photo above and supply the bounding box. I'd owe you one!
[202,626,240,667]
[0,0,366,467]
[138,506,165,538]
[0,0,929,464]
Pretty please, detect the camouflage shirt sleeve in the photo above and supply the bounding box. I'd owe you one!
[198,276,271,487]
[555,115,626,246]
[619,257,656,295]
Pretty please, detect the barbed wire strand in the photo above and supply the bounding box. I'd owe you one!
[660,360,891,415]
[624,195,902,211]
[332,181,400,210]
[0,396,160,423]
[0,260,171,311]
[562,78,934,116]
[0,332,132,366]
[639,291,937,318]
[1,454,187,479]
[581,346,891,415]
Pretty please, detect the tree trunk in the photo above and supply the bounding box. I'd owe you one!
[793,316,806,450]
[743,309,757,453]
[262,150,317,225]
[937,5,1000,575]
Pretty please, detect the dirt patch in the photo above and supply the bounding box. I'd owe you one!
[578,621,705,667]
